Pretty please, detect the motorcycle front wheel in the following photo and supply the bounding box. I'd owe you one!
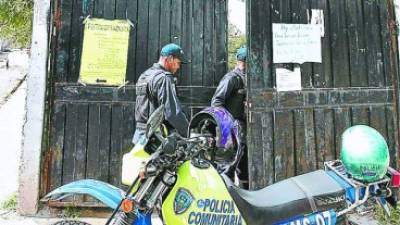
[51,220,92,225]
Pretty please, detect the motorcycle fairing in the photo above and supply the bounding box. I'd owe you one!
[41,179,125,210]
[162,161,247,225]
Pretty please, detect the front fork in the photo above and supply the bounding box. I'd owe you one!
[107,170,176,225]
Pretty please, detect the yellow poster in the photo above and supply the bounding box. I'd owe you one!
[79,18,131,86]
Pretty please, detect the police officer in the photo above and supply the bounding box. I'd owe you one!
[211,47,248,189]
[133,43,189,144]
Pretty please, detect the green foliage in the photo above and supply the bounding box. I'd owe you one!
[62,207,81,218]
[228,35,246,71]
[375,204,400,225]
[1,192,17,210]
[0,0,34,47]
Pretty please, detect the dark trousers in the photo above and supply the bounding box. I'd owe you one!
[236,120,249,189]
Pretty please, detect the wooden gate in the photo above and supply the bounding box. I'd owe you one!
[247,0,400,190]
[43,0,228,206]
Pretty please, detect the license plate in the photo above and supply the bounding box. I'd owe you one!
[274,210,337,225]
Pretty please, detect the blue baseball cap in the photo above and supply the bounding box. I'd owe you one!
[160,43,189,64]
[236,47,247,61]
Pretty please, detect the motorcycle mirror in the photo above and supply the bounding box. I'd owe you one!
[162,135,177,156]
[146,105,165,139]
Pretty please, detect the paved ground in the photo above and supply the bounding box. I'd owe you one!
[0,50,28,204]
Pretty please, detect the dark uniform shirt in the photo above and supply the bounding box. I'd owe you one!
[135,63,189,138]
[211,68,246,121]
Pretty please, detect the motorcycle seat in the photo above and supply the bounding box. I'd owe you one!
[222,170,346,225]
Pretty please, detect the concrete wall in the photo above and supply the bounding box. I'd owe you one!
[18,0,50,215]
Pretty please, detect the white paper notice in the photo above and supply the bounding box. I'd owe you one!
[308,9,325,37]
[276,67,302,92]
[273,23,322,64]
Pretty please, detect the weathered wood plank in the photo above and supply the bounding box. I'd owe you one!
[274,110,295,182]
[346,0,367,87]
[63,104,78,184]
[171,0,183,44]
[109,104,124,186]
[123,105,135,152]
[147,0,161,64]
[203,0,214,87]
[54,0,74,82]
[261,112,275,186]
[136,0,149,75]
[294,109,317,175]
[214,0,227,85]
[364,0,385,87]
[329,0,350,87]
[49,103,66,191]
[351,106,370,125]
[75,104,89,181]
[248,112,266,189]
[104,0,116,19]
[94,0,104,17]
[314,109,335,168]
[87,104,101,180]
[334,108,351,159]
[386,106,399,168]
[98,104,112,181]
[191,0,204,86]
[115,0,127,19]
[159,0,171,47]
[82,0,94,16]
[379,0,392,86]
[248,0,265,89]
[180,0,191,86]
[370,106,388,142]
[126,0,138,82]
[67,0,84,83]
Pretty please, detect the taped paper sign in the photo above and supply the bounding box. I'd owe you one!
[273,23,322,64]
[79,18,131,86]
[276,67,302,92]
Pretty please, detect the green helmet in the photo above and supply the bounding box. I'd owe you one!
[340,125,390,182]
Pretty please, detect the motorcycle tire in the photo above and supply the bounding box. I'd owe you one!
[51,220,92,225]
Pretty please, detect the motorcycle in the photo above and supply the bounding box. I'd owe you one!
[42,105,400,225]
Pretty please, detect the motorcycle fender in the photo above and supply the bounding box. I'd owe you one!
[41,179,125,209]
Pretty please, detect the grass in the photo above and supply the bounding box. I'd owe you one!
[374,204,400,225]
[0,192,17,211]
[61,206,81,218]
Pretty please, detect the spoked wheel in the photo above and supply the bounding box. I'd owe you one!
[51,220,92,225]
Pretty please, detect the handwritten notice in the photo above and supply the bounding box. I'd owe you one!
[273,23,321,64]
[79,18,131,86]
[276,67,302,92]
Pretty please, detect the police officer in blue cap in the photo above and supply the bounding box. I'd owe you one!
[211,47,248,189]
[133,43,189,144]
